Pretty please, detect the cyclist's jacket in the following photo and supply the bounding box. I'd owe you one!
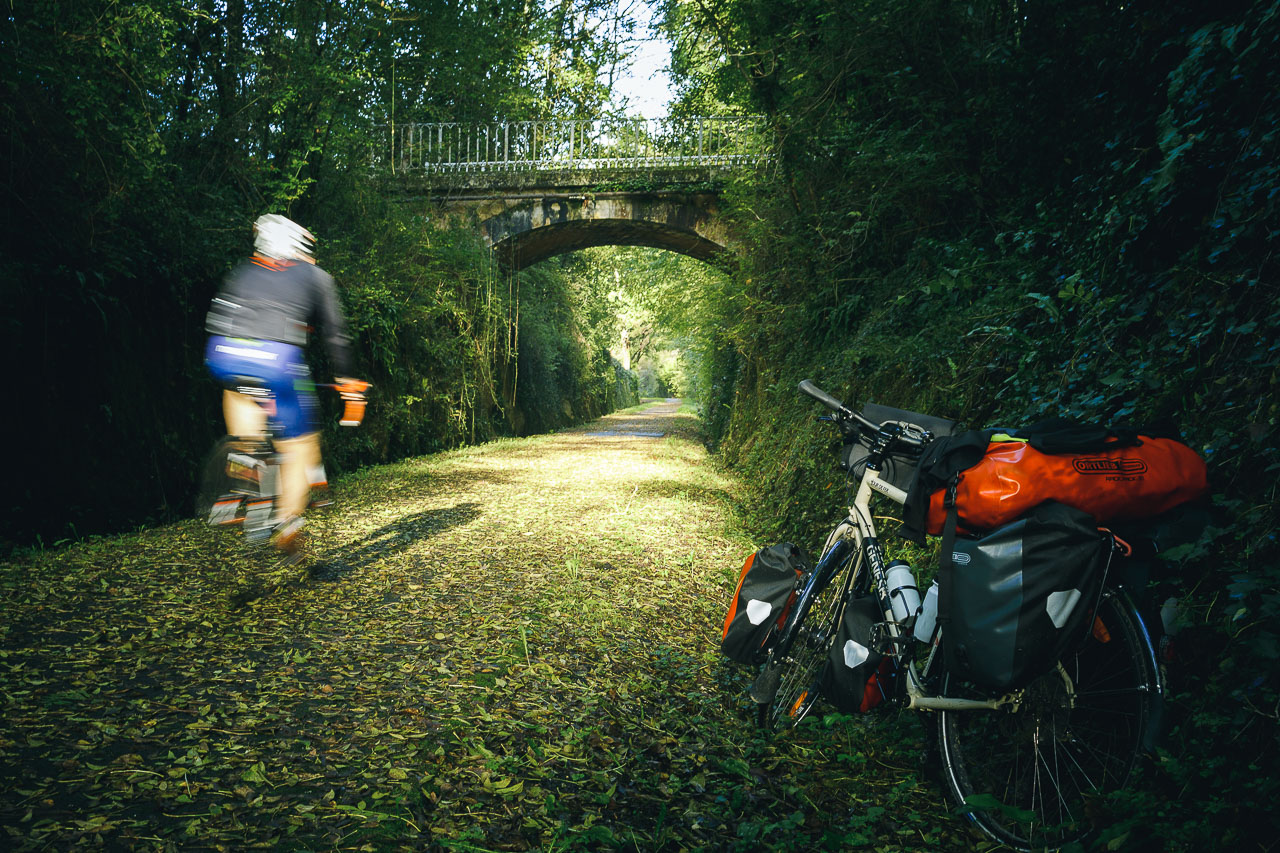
[206,257,353,376]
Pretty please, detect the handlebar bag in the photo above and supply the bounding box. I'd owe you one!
[941,501,1112,690]
[823,596,897,713]
[721,543,809,665]
[901,423,1208,542]
[841,403,958,491]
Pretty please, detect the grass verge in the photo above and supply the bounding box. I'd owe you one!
[0,401,978,851]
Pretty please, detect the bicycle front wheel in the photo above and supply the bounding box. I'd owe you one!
[937,589,1158,850]
[757,538,861,729]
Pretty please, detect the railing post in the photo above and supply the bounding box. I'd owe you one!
[381,116,769,174]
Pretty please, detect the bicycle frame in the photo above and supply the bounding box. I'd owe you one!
[829,461,1019,713]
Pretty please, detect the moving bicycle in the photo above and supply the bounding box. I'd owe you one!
[721,379,1208,850]
[199,213,368,568]
[198,377,368,562]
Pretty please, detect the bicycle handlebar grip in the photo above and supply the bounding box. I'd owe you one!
[798,379,848,414]
[337,379,370,427]
[336,378,371,396]
[339,397,366,427]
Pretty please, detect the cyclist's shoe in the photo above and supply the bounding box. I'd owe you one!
[272,517,306,564]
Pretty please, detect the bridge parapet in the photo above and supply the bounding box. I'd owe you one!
[377,116,770,176]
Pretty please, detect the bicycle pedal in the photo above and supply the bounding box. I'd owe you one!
[749,663,783,705]
[871,622,910,654]
[208,496,244,526]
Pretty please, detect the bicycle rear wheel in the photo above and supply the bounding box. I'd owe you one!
[937,590,1158,850]
[196,437,273,531]
[757,538,862,729]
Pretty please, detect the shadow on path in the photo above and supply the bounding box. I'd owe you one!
[308,501,482,581]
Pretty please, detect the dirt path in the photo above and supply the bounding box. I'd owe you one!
[0,401,966,851]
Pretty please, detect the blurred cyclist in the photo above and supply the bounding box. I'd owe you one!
[204,213,367,561]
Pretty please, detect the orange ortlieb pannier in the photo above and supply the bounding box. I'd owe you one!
[899,421,1209,543]
[721,544,809,665]
[922,434,1208,535]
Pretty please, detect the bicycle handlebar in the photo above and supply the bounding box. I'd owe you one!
[318,381,372,426]
[797,379,928,449]
[798,379,852,416]
[318,380,372,394]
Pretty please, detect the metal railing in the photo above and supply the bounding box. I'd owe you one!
[377,116,771,174]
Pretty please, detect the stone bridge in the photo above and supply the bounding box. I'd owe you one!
[376,118,769,270]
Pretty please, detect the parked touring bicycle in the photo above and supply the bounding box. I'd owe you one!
[721,379,1208,850]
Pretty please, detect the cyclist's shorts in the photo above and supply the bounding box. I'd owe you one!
[205,335,318,438]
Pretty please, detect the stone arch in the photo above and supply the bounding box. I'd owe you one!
[479,193,728,270]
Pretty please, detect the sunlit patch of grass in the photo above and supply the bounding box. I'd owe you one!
[0,399,971,851]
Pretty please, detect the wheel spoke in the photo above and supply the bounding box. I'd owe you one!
[1035,726,1079,836]
[760,543,859,729]
[1075,686,1149,701]
[938,593,1157,849]
[1057,724,1110,791]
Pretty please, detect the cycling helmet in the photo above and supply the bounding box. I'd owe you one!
[253,213,315,260]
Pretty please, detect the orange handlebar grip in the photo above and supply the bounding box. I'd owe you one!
[340,397,367,427]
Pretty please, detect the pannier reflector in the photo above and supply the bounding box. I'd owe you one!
[1046,589,1082,629]
[843,639,871,669]
[746,599,773,625]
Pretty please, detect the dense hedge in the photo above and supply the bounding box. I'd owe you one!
[663,0,1279,847]
[2,193,636,550]
[1,1,642,551]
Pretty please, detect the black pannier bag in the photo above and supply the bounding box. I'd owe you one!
[841,403,958,491]
[721,544,809,665]
[823,597,896,713]
[941,501,1112,690]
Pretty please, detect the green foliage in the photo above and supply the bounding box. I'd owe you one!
[659,0,1280,845]
[6,0,1278,841]
[1,0,647,549]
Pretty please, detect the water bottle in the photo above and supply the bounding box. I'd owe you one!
[885,560,921,624]
[914,580,940,643]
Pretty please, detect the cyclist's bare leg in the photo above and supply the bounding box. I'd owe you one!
[223,389,268,438]
[272,431,321,559]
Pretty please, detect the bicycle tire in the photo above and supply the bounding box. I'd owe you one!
[757,539,862,729]
[937,589,1158,850]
